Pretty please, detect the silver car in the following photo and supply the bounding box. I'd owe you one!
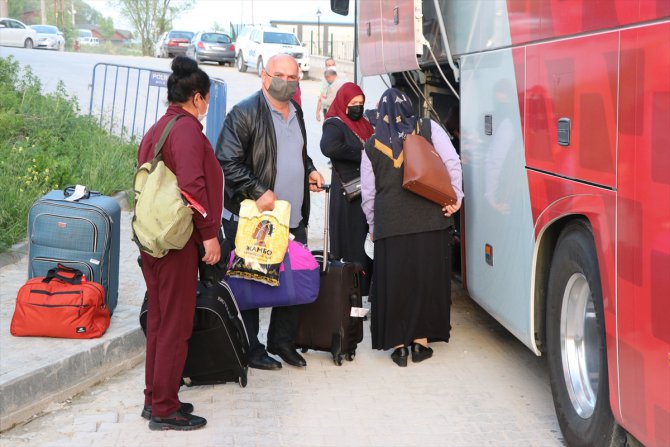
[186,32,235,65]
[31,25,65,51]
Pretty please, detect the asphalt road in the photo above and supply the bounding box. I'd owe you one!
[0,46,331,174]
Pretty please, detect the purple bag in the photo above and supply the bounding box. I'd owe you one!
[227,241,320,311]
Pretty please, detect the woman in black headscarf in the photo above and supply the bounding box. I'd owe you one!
[320,82,375,295]
[361,88,463,367]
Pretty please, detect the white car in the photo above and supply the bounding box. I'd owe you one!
[154,32,167,57]
[77,29,99,46]
[31,24,65,51]
[0,18,38,49]
[236,25,310,77]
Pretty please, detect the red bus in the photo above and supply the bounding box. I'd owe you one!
[331,1,670,446]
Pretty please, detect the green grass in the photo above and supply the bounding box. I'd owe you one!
[0,56,137,252]
[77,42,144,57]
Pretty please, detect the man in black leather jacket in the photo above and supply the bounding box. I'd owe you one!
[216,54,325,370]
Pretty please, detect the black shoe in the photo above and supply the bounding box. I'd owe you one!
[248,352,282,370]
[391,347,409,367]
[141,402,193,420]
[268,345,307,367]
[148,410,206,431]
[411,343,434,363]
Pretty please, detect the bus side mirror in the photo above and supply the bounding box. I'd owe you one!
[330,0,349,15]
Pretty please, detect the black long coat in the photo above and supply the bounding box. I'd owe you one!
[320,118,372,295]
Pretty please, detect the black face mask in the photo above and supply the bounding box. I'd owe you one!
[347,105,364,121]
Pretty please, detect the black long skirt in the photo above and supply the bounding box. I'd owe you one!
[329,178,372,295]
[371,229,452,350]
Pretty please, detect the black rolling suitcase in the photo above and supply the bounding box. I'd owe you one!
[296,185,365,365]
[139,236,249,387]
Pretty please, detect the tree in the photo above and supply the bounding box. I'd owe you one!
[113,0,194,56]
[98,16,115,41]
[74,0,103,26]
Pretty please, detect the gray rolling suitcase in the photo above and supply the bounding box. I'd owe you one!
[28,185,121,315]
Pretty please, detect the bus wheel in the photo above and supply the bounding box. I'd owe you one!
[546,220,624,447]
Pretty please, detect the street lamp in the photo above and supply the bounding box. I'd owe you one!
[316,8,322,55]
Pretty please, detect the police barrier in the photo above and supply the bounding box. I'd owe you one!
[88,63,227,144]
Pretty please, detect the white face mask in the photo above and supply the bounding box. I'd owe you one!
[194,96,208,122]
[197,103,208,122]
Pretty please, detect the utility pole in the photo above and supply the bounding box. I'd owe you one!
[316,8,322,56]
[71,0,76,27]
[40,0,47,24]
[0,0,8,17]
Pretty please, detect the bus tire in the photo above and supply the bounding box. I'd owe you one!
[546,220,625,447]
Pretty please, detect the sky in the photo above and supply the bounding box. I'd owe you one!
[85,0,354,32]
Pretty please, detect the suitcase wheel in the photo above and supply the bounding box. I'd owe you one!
[333,354,344,366]
[346,351,356,362]
[238,375,247,388]
[301,347,308,353]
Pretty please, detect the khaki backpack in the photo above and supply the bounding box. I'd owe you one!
[132,115,194,258]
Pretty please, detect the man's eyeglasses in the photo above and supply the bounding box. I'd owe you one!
[265,71,300,82]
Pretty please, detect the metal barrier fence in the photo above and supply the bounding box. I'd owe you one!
[88,63,227,145]
[307,39,355,62]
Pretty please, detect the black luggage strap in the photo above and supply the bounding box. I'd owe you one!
[63,185,101,201]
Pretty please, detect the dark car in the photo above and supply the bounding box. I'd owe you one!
[162,30,194,57]
[186,32,235,65]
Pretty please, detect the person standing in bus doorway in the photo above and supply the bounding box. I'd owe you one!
[320,82,375,296]
[138,56,223,430]
[361,88,463,367]
[216,54,325,371]
[316,61,343,121]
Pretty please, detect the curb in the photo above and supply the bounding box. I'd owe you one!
[0,314,145,432]
[0,241,29,269]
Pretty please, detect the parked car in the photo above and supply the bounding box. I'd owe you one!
[0,18,37,48]
[186,32,235,65]
[30,25,65,51]
[154,32,167,57]
[160,30,194,58]
[235,25,309,77]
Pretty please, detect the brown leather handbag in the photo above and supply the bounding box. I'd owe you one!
[402,120,458,206]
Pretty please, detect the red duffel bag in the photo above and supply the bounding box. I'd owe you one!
[10,264,110,339]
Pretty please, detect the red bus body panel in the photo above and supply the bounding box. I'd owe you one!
[510,2,670,445]
[616,22,670,447]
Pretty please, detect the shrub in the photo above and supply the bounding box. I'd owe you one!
[0,56,137,252]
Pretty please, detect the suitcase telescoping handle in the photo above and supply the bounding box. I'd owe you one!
[321,184,331,272]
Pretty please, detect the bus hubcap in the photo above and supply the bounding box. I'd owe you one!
[560,273,600,419]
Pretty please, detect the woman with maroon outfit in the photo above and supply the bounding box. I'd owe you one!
[137,57,223,431]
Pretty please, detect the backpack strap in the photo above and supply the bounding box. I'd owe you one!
[418,118,433,145]
[153,115,185,161]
